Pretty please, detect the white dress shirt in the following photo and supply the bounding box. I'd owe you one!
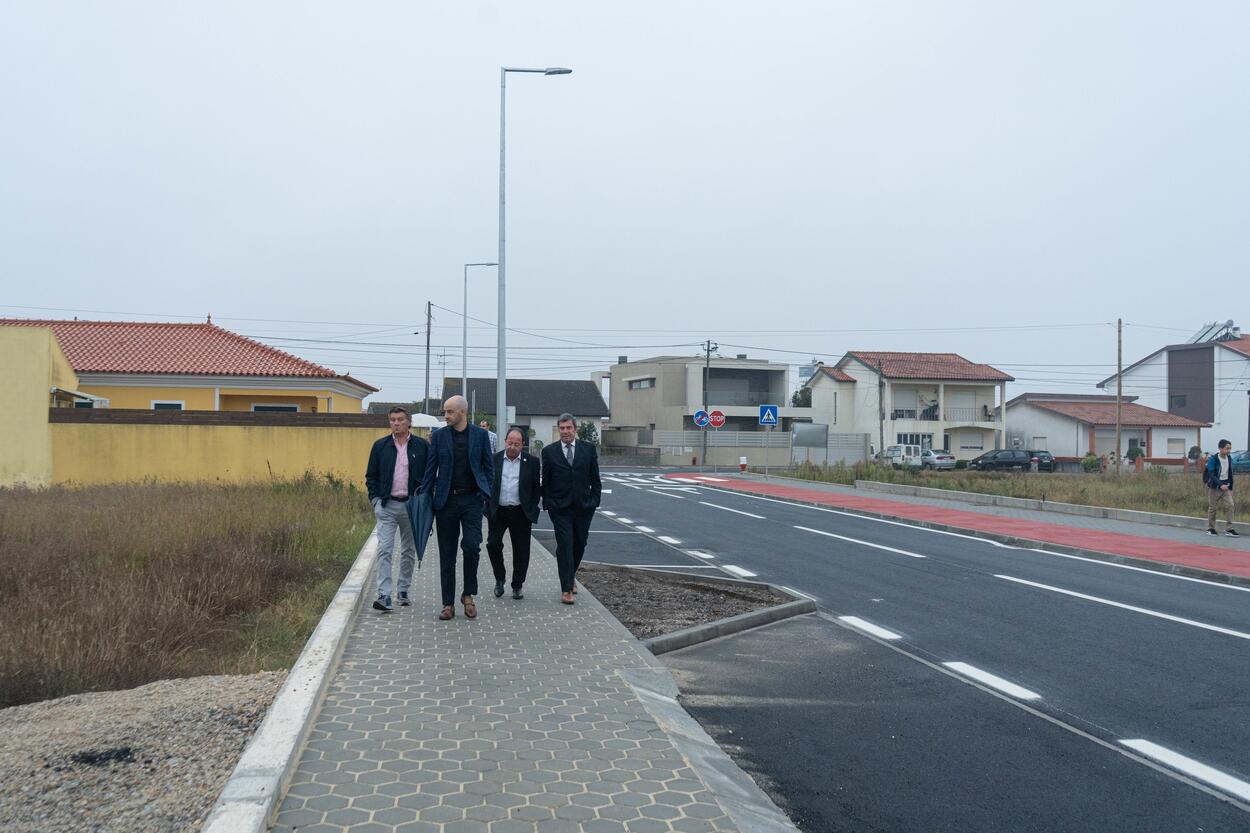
[499,453,522,506]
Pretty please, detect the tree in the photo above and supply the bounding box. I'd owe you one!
[791,387,811,408]
[577,421,599,445]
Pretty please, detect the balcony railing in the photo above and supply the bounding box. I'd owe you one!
[945,407,998,423]
[891,405,940,421]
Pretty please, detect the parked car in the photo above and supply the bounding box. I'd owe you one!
[920,449,956,470]
[880,444,923,469]
[1231,450,1250,474]
[1027,450,1056,472]
[967,449,1032,471]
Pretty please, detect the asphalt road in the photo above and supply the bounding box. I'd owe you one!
[571,468,1250,832]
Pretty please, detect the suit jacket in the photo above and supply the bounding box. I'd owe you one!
[421,423,495,511]
[365,433,430,506]
[488,449,541,523]
[541,439,601,512]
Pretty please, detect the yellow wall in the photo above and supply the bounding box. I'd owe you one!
[220,393,319,412]
[0,327,76,487]
[50,423,429,486]
[80,384,217,410]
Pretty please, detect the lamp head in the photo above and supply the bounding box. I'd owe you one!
[544,67,572,75]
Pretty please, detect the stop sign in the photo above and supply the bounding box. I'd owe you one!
[709,410,726,428]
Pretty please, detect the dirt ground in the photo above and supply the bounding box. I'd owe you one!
[577,563,791,640]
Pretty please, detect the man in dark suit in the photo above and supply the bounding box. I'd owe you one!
[421,395,494,621]
[364,407,430,612]
[486,426,541,600]
[541,412,601,604]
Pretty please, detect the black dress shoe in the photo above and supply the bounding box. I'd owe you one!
[512,588,524,600]
[494,581,505,598]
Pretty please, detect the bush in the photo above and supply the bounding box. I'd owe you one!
[1082,453,1101,473]
[0,474,371,709]
[954,460,968,470]
[1188,445,1202,461]
[1126,446,1145,461]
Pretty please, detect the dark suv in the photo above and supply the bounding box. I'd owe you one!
[967,449,1032,471]
[1027,450,1056,472]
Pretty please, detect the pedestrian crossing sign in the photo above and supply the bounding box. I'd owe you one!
[759,404,779,426]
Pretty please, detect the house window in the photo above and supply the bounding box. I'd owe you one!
[74,401,95,409]
[151,401,184,411]
[252,404,300,413]
[1169,394,1187,409]
[1031,437,1047,450]
[628,378,656,391]
[896,433,933,449]
[1167,438,1185,455]
[959,433,984,450]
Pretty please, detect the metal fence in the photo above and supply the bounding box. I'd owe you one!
[654,430,791,448]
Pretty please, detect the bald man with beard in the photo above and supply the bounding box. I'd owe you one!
[421,395,495,621]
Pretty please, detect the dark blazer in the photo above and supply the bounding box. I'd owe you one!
[365,433,430,506]
[541,440,601,512]
[488,449,541,522]
[421,423,495,511]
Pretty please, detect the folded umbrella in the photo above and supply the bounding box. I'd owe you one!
[406,491,435,567]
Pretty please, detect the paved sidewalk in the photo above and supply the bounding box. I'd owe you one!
[673,474,1250,580]
[270,535,766,833]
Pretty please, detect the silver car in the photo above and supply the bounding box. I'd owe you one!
[920,449,956,470]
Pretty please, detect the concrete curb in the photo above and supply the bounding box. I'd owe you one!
[200,533,378,833]
[704,481,1250,589]
[623,668,802,833]
[854,479,1214,531]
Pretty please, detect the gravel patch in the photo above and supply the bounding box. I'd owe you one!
[0,671,285,833]
[578,563,790,640]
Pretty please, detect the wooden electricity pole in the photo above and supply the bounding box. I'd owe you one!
[423,302,432,414]
[1115,318,1123,477]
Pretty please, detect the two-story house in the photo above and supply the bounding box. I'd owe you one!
[805,351,1014,459]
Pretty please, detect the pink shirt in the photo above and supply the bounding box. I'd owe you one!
[391,435,409,498]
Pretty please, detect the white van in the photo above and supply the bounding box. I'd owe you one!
[881,444,922,469]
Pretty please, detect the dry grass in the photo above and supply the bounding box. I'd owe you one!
[782,461,1250,523]
[0,474,372,709]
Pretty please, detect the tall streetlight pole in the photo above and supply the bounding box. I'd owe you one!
[498,65,571,428]
[463,262,498,402]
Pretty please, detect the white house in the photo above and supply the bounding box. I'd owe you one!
[1005,393,1206,460]
[1099,328,1250,453]
[805,351,1014,460]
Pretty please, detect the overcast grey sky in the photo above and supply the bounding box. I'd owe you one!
[3,1,1247,403]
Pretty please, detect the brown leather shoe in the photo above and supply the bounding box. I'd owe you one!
[561,592,575,605]
[438,606,455,621]
[462,595,477,619]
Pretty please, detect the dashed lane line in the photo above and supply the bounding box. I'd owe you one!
[794,526,926,559]
[838,616,901,640]
[942,662,1040,701]
[1120,740,1250,803]
[658,536,682,545]
[697,501,765,519]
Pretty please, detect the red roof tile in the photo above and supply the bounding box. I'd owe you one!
[1,319,377,390]
[1027,400,1207,428]
[1222,336,1250,358]
[843,351,1014,382]
[818,366,856,383]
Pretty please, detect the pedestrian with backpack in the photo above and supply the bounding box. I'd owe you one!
[1205,439,1239,537]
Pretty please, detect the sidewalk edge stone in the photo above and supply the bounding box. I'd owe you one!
[645,599,817,655]
[200,532,379,833]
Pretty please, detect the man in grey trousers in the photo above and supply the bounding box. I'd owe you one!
[365,407,431,611]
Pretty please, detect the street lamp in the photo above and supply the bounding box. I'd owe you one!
[463,261,498,402]
[497,65,572,428]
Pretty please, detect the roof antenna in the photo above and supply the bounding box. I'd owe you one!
[207,313,212,324]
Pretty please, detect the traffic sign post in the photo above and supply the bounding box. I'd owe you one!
[759,404,779,477]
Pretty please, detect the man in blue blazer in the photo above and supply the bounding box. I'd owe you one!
[421,395,495,620]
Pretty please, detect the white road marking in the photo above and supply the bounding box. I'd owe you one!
[636,526,655,533]
[698,501,765,519]
[695,476,730,482]
[778,585,817,601]
[794,526,926,558]
[601,510,617,517]
[623,484,642,490]
[943,662,1040,700]
[838,616,902,640]
[722,565,757,578]
[658,536,682,544]
[705,489,1250,594]
[685,550,716,559]
[533,529,642,535]
[996,575,1250,641]
[617,518,635,524]
[601,489,613,494]
[671,477,703,484]
[648,489,686,499]
[1120,740,1250,802]
[618,564,720,569]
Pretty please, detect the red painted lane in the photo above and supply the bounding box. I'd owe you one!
[670,476,1250,580]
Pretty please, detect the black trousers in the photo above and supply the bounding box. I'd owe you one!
[486,505,533,589]
[548,507,594,593]
[435,492,483,606]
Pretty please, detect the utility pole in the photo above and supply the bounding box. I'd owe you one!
[422,302,432,414]
[877,358,886,459]
[1115,318,1123,477]
[701,339,717,471]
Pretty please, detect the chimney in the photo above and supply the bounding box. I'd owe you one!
[736,353,747,360]
[617,355,628,364]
